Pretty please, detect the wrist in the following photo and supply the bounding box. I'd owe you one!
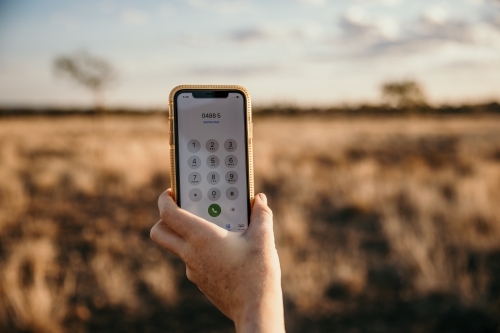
[233,283,285,333]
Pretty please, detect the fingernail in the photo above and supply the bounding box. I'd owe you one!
[259,193,267,205]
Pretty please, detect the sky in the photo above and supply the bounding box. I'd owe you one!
[0,0,500,108]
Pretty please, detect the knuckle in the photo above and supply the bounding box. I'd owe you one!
[185,267,195,282]
[159,203,176,223]
[263,206,273,218]
[257,204,273,219]
[185,265,200,284]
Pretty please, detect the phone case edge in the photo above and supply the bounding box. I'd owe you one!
[168,85,255,210]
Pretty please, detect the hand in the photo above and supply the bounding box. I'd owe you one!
[150,190,285,333]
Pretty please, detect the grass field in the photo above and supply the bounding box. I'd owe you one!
[1,114,500,333]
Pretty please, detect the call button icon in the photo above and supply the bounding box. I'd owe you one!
[208,204,221,217]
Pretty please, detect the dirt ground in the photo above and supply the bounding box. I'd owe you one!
[1,114,500,333]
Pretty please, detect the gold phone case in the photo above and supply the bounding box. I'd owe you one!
[168,85,254,208]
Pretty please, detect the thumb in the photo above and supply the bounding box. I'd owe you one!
[247,193,273,236]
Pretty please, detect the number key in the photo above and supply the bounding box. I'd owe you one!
[224,139,237,152]
[188,139,200,153]
[188,172,201,185]
[225,155,238,168]
[206,155,220,169]
[206,139,219,152]
[207,171,220,185]
[188,156,201,169]
[225,171,238,184]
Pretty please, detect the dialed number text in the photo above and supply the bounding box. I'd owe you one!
[202,113,221,119]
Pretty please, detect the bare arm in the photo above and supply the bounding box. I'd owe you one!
[150,190,285,333]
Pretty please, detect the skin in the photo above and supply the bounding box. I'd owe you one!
[150,189,286,333]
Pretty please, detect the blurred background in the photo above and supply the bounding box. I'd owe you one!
[1,1,500,332]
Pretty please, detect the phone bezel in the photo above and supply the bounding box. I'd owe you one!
[172,88,252,224]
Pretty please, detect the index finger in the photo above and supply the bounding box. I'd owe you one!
[158,189,221,240]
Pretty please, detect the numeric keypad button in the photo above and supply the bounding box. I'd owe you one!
[225,171,238,184]
[207,171,220,185]
[206,139,219,152]
[206,155,220,169]
[188,156,201,169]
[226,187,239,200]
[187,139,201,153]
[189,188,202,202]
[224,139,237,152]
[225,155,238,168]
[207,188,221,201]
[188,172,201,185]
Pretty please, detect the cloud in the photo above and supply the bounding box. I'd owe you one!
[296,0,328,6]
[334,3,500,60]
[120,9,148,25]
[417,9,500,46]
[229,28,268,43]
[354,0,404,6]
[421,6,449,25]
[341,6,400,42]
[186,0,251,15]
[188,64,280,77]
[228,23,324,44]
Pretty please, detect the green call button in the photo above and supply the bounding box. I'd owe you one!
[208,204,221,217]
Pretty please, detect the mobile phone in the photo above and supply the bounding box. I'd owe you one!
[168,85,254,231]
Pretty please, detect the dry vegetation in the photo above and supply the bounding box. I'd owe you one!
[0,114,500,333]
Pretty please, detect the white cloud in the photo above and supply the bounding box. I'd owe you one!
[186,0,251,15]
[469,22,500,46]
[465,0,484,5]
[229,28,268,43]
[228,22,324,45]
[120,9,148,25]
[422,6,449,25]
[188,64,280,77]
[293,22,324,40]
[296,0,328,6]
[341,6,400,42]
[354,0,403,6]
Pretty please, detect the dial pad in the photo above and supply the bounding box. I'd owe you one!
[186,138,241,204]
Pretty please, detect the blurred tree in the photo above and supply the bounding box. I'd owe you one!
[381,80,427,109]
[53,50,116,111]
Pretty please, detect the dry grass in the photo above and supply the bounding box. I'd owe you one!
[0,114,500,333]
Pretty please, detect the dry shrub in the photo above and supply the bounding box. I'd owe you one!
[0,114,499,332]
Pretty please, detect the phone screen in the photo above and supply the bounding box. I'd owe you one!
[174,91,250,231]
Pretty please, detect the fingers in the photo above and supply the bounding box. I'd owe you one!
[150,220,186,257]
[158,189,222,240]
[247,193,274,238]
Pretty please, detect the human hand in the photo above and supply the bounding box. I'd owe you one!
[150,190,285,333]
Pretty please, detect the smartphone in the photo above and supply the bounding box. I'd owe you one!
[168,85,254,231]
